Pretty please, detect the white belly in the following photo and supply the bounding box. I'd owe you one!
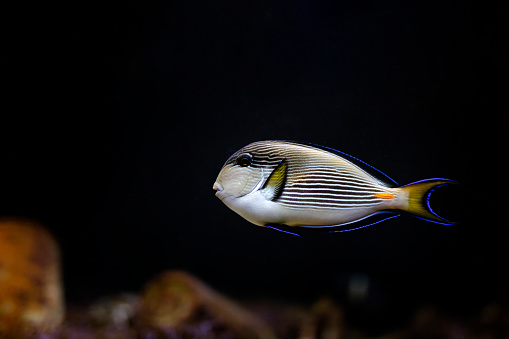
[222,191,383,227]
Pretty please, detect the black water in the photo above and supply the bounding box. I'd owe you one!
[2,0,508,334]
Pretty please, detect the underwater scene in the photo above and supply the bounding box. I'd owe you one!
[2,0,508,338]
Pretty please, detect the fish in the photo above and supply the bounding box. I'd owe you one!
[213,140,456,232]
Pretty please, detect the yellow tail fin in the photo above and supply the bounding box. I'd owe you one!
[399,179,457,224]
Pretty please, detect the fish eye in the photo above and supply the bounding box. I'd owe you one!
[236,154,252,167]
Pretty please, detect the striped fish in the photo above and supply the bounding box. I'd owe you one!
[213,140,456,231]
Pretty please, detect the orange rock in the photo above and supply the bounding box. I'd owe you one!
[0,218,64,337]
[138,270,276,339]
[138,271,200,327]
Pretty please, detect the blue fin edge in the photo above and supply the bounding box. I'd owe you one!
[328,213,401,233]
[265,212,400,236]
[402,178,458,225]
[266,225,301,237]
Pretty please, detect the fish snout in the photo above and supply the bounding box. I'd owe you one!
[213,182,224,193]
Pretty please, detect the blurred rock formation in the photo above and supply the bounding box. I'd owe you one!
[0,218,64,337]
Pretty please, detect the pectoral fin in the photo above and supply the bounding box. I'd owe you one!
[260,159,287,201]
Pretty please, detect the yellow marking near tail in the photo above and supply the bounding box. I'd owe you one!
[374,193,395,199]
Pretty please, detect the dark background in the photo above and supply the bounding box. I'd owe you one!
[2,0,508,333]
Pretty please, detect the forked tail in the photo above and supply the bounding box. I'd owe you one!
[399,178,457,225]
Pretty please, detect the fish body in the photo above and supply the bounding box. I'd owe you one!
[213,141,455,229]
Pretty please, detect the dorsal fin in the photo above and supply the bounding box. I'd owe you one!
[260,159,287,201]
[283,140,398,187]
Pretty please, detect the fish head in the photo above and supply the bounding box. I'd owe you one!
[213,150,264,202]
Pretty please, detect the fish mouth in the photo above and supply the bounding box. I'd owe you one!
[213,182,225,198]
